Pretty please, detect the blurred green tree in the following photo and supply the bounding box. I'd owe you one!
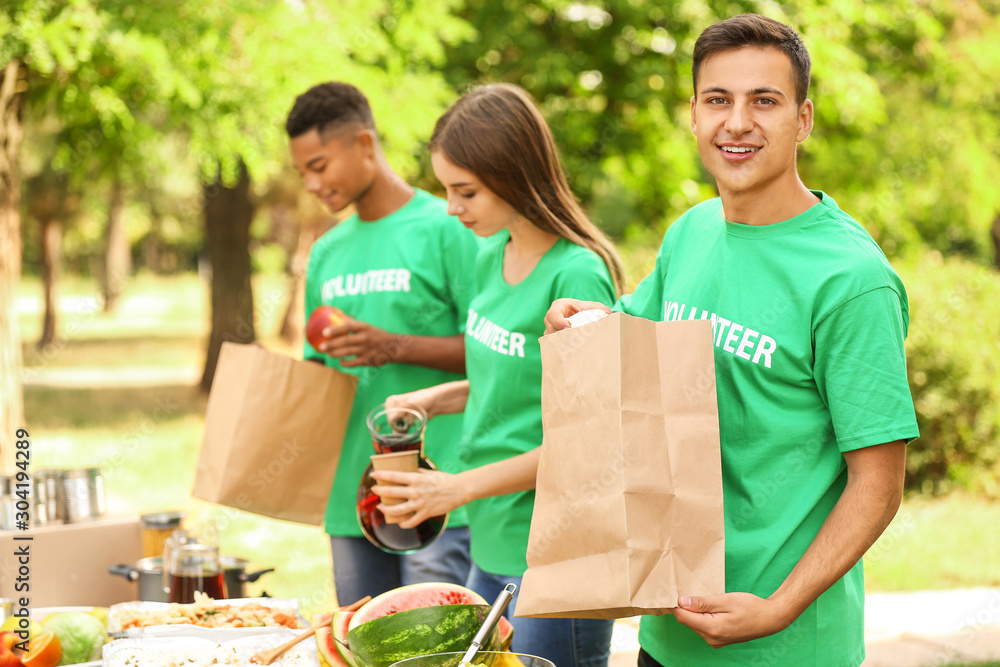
[5,0,999,474]
[438,0,1000,257]
[164,0,473,390]
[1,0,474,416]
[436,0,709,237]
[794,0,1000,258]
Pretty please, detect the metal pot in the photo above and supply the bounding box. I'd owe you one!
[108,555,274,602]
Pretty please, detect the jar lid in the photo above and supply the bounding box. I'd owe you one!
[141,511,185,528]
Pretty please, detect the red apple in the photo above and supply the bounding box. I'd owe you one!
[0,632,24,667]
[306,305,346,351]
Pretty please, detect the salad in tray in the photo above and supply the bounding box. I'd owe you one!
[109,594,305,632]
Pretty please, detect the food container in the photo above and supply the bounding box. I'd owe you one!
[1,474,40,529]
[140,511,185,558]
[359,404,447,553]
[0,598,13,625]
[103,633,321,667]
[388,652,556,667]
[33,469,67,525]
[105,598,305,639]
[0,476,14,531]
[62,468,106,522]
[107,556,275,602]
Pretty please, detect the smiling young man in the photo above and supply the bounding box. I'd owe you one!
[286,82,479,606]
[544,14,919,666]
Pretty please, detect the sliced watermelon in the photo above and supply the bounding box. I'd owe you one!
[314,613,340,667]
[317,610,360,667]
[346,604,500,667]
[497,615,514,652]
[332,611,357,667]
[348,582,487,629]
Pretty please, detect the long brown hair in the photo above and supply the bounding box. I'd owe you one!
[429,83,625,296]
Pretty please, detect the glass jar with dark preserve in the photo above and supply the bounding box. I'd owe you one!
[356,404,448,554]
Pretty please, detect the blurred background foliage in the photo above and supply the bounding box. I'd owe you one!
[2,0,1000,496]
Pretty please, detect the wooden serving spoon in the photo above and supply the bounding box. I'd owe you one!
[250,596,371,665]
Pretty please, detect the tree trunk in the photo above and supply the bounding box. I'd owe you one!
[279,200,337,345]
[39,217,61,348]
[29,167,74,352]
[279,220,315,344]
[143,201,165,274]
[101,176,130,312]
[200,163,256,393]
[0,59,25,474]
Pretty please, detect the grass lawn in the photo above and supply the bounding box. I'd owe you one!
[865,493,1000,591]
[13,271,1000,617]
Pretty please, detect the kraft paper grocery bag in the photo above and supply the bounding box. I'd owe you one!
[517,313,725,619]
[193,342,357,525]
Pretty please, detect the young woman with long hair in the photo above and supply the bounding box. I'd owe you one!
[370,83,624,667]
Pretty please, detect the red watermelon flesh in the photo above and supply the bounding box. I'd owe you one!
[314,614,340,667]
[316,611,357,667]
[348,582,487,630]
[498,616,514,651]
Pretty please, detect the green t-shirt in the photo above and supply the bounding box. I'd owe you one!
[460,231,616,576]
[304,189,480,537]
[620,193,919,667]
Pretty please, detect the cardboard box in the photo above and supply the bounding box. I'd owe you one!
[0,514,142,606]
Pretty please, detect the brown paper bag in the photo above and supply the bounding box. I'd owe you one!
[193,342,357,525]
[517,313,725,619]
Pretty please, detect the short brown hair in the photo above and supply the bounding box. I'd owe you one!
[693,14,811,105]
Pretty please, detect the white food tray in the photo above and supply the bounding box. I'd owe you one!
[102,633,320,667]
[107,598,306,639]
[31,606,99,622]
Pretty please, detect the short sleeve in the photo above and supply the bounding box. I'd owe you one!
[614,249,666,319]
[813,286,920,451]
[552,251,616,306]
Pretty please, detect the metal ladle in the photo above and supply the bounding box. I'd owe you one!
[460,583,517,665]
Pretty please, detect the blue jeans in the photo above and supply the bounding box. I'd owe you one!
[467,564,613,667]
[330,526,471,606]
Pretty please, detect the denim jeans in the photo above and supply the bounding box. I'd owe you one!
[467,564,613,667]
[330,526,471,606]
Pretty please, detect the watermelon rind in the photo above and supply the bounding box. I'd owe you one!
[332,611,358,667]
[345,604,500,667]
[314,613,345,667]
[349,582,488,630]
[317,610,361,667]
